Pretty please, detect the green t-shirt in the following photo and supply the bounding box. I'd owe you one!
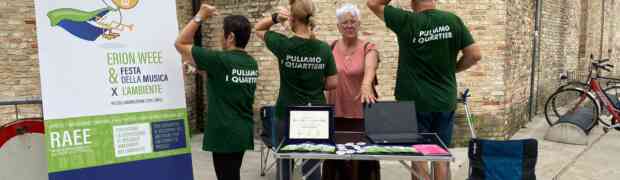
[384,5,474,112]
[191,46,258,153]
[264,31,337,119]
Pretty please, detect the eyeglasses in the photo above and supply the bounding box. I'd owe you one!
[338,20,359,26]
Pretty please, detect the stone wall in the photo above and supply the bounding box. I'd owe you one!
[0,0,41,126]
[0,0,201,133]
[531,0,620,115]
[197,0,510,145]
[2,0,620,146]
[503,0,535,138]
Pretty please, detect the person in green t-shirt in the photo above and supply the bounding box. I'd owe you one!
[368,0,482,180]
[174,4,258,180]
[254,0,338,180]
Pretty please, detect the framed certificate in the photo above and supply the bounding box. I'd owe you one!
[284,105,334,145]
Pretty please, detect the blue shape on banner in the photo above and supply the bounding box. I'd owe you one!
[151,119,187,151]
[47,0,139,41]
[49,153,194,180]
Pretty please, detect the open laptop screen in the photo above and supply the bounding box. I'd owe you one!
[364,101,417,135]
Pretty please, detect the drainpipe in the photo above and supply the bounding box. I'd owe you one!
[528,0,543,122]
[192,0,205,133]
[192,0,203,46]
[600,0,606,59]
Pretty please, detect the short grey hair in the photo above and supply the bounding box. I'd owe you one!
[336,3,360,23]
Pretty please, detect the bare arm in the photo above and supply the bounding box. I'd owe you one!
[255,8,289,42]
[254,17,274,42]
[174,4,219,65]
[174,19,200,65]
[367,0,391,21]
[456,43,482,73]
[359,50,379,103]
[325,75,338,90]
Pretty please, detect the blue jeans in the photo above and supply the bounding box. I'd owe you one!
[416,111,456,146]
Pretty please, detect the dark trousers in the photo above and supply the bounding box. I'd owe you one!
[212,152,245,180]
[322,160,381,180]
[322,118,381,180]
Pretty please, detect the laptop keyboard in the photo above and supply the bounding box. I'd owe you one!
[372,133,419,139]
[370,133,422,143]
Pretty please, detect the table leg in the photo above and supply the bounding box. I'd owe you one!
[301,160,324,180]
[430,162,435,180]
[299,159,308,169]
[290,159,294,180]
[279,159,283,180]
[399,160,425,180]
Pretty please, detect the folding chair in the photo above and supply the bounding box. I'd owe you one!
[259,106,278,176]
[461,89,539,180]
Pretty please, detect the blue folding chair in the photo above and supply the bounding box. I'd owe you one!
[461,89,538,180]
[259,106,278,176]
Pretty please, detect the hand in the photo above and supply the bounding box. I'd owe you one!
[276,7,290,23]
[196,4,219,19]
[357,84,377,104]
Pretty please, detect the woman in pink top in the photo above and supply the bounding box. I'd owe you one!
[323,3,380,180]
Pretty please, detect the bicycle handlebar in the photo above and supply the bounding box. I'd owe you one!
[461,89,470,103]
[599,59,610,64]
[602,66,612,72]
[592,60,614,72]
[606,64,615,68]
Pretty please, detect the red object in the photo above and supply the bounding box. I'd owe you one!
[0,119,44,148]
[413,144,449,155]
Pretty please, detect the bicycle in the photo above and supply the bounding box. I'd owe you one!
[555,50,620,90]
[546,52,618,122]
[549,52,620,118]
[544,59,620,133]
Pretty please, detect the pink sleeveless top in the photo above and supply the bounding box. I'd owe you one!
[327,40,377,119]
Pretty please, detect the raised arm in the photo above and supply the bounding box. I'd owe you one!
[367,0,391,21]
[359,50,379,103]
[456,43,482,73]
[174,4,219,65]
[255,8,289,41]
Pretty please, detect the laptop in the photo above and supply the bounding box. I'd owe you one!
[364,101,422,144]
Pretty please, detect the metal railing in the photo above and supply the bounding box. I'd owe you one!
[0,96,43,122]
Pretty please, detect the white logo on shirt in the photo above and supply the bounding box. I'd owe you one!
[413,25,453,44]
[226,69,258,84]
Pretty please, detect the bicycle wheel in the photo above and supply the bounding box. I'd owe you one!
[544,88,599,129]
[0,119,46,180]
[558,81,588,90]
[603,86,620,128]
[545,88,586,122]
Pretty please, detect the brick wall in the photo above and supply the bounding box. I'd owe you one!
[615,0,620,74]
[3,0,620,146]
[0,0,41,126]
[503,0,535,138]
[176,0,202,133]
[531,0,620,115]
[195,0,620,145]
[440,1,510,143]
[197,0,510,145]
[0,1,201,133]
